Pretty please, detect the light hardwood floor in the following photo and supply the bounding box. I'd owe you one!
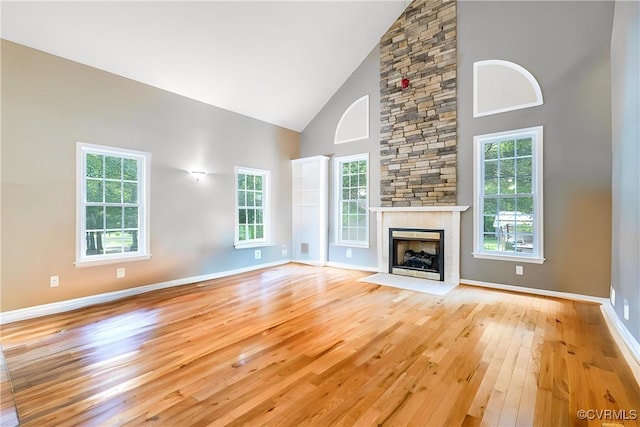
[1,264,639,426]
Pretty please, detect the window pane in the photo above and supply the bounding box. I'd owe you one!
[106,206,123,229]
[484,217,496,233]
[123,158,138,181]
[238,174,246,190]
[255,192,263,207]
[500,140,515,158]
[359,160,367,173]
[86,206,104,230]
[500,177,516,194]
[484,179,498,195]
[349,161,358,174]
[342,175,349,188]
[484,198,498,215]
[516,138,532,156]
[256,209,263,224]
[501,197,516,212]
[86,154,104,178]
[357,200,367,214]
[516,176,532,194]
[358,215,367,227]
[238,191,246,206]
[484,161,498,185]
[254,176,262,191]
[500,158,515,177]
[358,173,367,186]
[248,209,255,224]
[238,225,247,241]
[247,191,255,206]
[482,233,498,251]
[123,231,138,252]
[255,225,264,239]
[86,179,103,203]
[246,174,254,190]
[484,143,499,160]
[239,209,247,224]
[105,181,122,203]
[105,156,122,179]
[358,228,367,241]
[123,182,137,204]
[517,196,534,215]
[248,225,255,240]
[104,232,124,254]
[85,231,105,255]
[124,207,138,228]
[350,175,359,187]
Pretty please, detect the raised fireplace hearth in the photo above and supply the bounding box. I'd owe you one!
[390,228,444,281]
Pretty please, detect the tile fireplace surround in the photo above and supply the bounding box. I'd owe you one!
[370,206,469,287]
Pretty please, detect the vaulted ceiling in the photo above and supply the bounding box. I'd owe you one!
[1,1,406,132]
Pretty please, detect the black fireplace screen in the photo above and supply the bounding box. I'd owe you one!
[389,228,444,281]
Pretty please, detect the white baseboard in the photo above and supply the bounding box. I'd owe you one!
[0,260,291,325]
[325,261,379,273]
[461,277,640,385]
[460,278,609,304]
[600,302,640,385]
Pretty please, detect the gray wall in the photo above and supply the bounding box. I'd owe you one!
[611,0,640,339]
[457,1,614,297]
[300,46,381,269]
[1,40,299,311]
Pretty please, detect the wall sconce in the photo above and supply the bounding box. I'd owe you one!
[190,170,207,181]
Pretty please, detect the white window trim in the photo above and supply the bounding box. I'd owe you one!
[75,142,151,267]
[234,166,271,249]
[334,153,370,248]
[472,126,545,264]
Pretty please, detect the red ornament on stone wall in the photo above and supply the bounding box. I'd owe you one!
[401,78,410,89]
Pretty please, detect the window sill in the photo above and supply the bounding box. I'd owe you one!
[234,242,272,250]
[472,252,545,264]
[75,253,152,268]
[333,242,370,249]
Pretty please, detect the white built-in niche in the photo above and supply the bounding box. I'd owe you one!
[473,60,543,117]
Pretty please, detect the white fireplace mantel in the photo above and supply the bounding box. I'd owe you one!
[370,206,469,287]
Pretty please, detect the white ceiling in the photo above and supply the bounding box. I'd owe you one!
[1,1,406,132]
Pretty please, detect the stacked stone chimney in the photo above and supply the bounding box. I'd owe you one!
[380,0,457,207]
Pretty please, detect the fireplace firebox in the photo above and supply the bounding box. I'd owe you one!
[389,228,444,281]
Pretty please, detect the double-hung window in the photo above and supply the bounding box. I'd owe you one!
[235,167,270,248]
[473,126,544,263]
[335,153,369,246]
[76,143,151,266]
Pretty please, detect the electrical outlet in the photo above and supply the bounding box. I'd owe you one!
[346,248,352,258]
[254,249,262,260]
[282,244,288,257]
[50,275,59,287]
[516,265,523,275]
[116,268,126,279]
[624,299,630,320]
[611,287,616,306]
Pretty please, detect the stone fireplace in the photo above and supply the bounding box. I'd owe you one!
[371,206,468,286]
[372,0,462,287]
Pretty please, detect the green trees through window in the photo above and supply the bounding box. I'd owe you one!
[236,167,269,245]
[474,127,544,262]
[336,154,369,245]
